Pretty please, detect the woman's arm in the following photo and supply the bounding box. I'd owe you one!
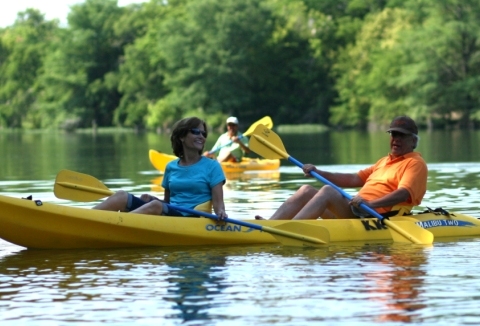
[163,189,170,203]
[211,182,227,219]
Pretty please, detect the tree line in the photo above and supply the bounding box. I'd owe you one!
[1,0,479,131]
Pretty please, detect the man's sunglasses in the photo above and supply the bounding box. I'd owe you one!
[388,131,410,138]
[189,128,207,138]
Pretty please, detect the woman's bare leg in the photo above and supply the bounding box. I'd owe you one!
[92,190,129,211]
[131,200,164,215]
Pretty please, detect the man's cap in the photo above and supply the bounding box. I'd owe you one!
[387,116,418,135]
[226,117,239,125]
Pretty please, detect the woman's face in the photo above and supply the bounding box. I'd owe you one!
[182,123,207,153]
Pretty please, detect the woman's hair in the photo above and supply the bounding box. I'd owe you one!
[170,117,208,157]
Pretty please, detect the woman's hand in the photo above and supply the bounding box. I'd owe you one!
[139,194,158,202]
[216,209,228,220]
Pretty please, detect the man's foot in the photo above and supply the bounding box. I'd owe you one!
[254,215,266,220]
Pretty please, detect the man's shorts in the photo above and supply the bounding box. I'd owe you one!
[351,205,372,218]
[351,205,400,219]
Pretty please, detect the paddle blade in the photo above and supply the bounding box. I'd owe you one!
[385,220,434,245]
[266,222,330,246]
[149,149,176,172]
[54,170,113,202]
[150,176,165,193]
[243,116,273,136]
[250,124,288,160]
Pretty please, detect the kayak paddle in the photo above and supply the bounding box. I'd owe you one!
[249,124,434,245]
[149,150,176,173]
[54,169,330,246]
[207,115,273,154]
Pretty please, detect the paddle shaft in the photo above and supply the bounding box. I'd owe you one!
[287,157,385,221]
[57,178,326,245]
[288,157,431,243]
[168,204,327,245]
[252,132,385,220]
[208,134,245,155]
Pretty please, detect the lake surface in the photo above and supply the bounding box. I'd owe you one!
[1,129,480,325]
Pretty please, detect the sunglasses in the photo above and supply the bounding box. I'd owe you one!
[389,131,410,138]
[227,123,237,127]
[189,128,207,138]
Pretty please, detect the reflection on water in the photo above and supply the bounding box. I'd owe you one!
[359,245,428,323]
[0,244,435,324]
[163,250,227,322]
[1,238,480,323]
[0,247,228,324]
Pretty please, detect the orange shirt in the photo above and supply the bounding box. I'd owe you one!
[357,152,428,213]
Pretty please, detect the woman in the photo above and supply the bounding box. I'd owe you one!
[93,117,228,219]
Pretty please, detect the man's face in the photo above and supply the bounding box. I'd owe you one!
[389,131,417,157]
[227,123,238,134]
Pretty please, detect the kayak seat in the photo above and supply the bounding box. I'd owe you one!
[194,201,212,213]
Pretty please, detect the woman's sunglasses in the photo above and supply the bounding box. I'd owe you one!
[189,128,207,138]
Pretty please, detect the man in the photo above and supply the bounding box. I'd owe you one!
[255,116,427,220]
[204,116,250,162]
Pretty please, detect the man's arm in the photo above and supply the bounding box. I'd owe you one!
[305,165,364,188]
[236,137,250,154]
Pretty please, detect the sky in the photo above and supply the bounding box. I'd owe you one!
[1,0,149,28]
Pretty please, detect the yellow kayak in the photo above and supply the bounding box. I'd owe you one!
[221,157,280,173]
[150,171,281,192]
[1,194,480,249]
[149,149,280,174]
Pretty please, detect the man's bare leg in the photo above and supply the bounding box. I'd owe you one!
[216,151,234,162]
[255,185,318,220]
[292,185,356,220]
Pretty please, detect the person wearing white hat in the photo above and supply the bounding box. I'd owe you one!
[203,116,250,162]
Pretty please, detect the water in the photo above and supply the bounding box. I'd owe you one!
[1,129,480,325]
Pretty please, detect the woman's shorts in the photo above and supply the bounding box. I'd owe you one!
[126,193,197,217]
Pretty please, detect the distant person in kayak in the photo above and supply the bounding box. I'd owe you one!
[93,117,228,219]
[203,116,250,162]
[255,116,427,220]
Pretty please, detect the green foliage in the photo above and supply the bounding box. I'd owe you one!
[1,0,480,131]
[35,0,126,129]
[396,0,480,127]
[332,8,415,127]
[332,0,480,129]
[277,123,329,133]
[0,9,59,128]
